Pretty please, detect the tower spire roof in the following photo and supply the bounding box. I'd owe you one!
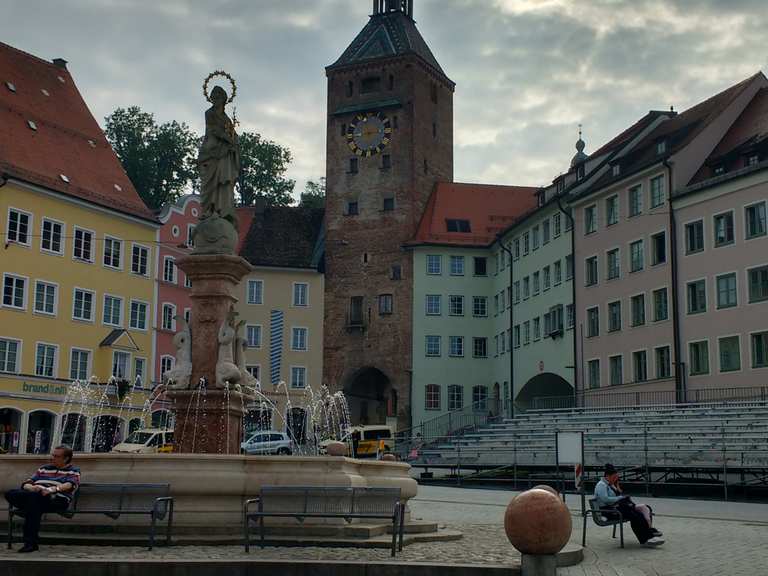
[328,1,450,84]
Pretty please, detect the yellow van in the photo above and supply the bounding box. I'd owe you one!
[112,429,174,454]
[349,425,394,458]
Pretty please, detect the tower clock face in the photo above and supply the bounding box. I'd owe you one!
[346,112,392,157]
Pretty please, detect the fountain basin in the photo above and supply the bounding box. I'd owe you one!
[0,454,418,531]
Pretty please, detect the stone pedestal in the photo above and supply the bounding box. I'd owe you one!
[172,253,253,454]
[521,554,557,576]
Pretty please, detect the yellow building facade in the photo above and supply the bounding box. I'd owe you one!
[0,180,158,453]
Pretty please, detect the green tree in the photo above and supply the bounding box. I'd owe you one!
[104,107,198,210]
[237,132,295,207]
[299,177,326,210]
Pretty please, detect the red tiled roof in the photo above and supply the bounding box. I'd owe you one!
[689,87,768,184]
[408,182,539,247]
[589,110,669,159]
[235,207,256,254]
[0,41,156,222]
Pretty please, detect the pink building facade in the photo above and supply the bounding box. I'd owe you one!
[675,88,768,392]
[154,195,199,385]
[571,73,768,401]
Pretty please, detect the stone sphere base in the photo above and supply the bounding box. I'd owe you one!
[504,488,572,555]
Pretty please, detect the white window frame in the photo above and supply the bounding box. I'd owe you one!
[606,194,619,227]
[649,174,666,208]
[160,355,175,376]
[587,358,600,389]
[652,286,669,322]
[425,294,441,316]
[72,226,95,263]
[426,255,442,275]
[449,255,465,276]
[684,218,706,255]
[2,273,28,310]
[247,279,264,305]
[131,243,151,277]
[291,327,309,351]
[654,344,672,380]
[161,303,177,332]
[35,341,58,379]
[718,334,742,374]
[606,247,620,281]
[246,324,262,348]
[749,330,768,370]
[715,272,738,310]
[33,279,58,316]
[630,292,646,327]
[40,217,65,256]
[747,263,768,305]
[472,296,487,318]
[290,366,307,389]
[425,335,441,357]
[629,238,645,273]
[744,201,767,241]
[586,306,600,338]
[112,350,132,380]
[584,204,597,235]
[688,339,711,376]
[0,337,22,374]
[6,207,32,246]
[133,357,147,386]
[163,256,177,284]
[72,287,95,322]
[713,209,736,248]
[129,299,149,331]
[292,282,309,307]
[448,336,464,358]
[632,348,648,383]
[609,354,624,386]
[245,364,260,380]
[103,294,123,327]
[103,235,123,270]
[687,277,708,315]
[69,347,92,382]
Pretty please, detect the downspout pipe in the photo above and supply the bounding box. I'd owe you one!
[556,193,578,407]
[664,159,684,403]
[498,237,515,419]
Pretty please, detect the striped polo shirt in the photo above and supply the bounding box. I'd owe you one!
[24,464,81,501]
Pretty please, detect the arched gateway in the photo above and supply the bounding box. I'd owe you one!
[516,373,573,411]
[343,367,395,426]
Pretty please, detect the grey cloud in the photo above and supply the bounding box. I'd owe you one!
[3,0,766,195]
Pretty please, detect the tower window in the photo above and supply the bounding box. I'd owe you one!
[341,123,346,137]
[423,158,428,174]
[349,157,359,174]
[383,197,395,211]
[430,83,438,103]
[347,81,354,97]
[391,264,402,280]
[388,74,395,90]
[381,154,391,170]
[363,252,369,264]
[361,76,381,94]
[347,201,359,216]
[393,116,398,129]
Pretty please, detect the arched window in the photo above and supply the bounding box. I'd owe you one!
[26,410,55,454]
[0,407,23,453]
[60,413,87,452]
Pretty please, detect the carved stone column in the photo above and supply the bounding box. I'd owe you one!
[169,253,253,454]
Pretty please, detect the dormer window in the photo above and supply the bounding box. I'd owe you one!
[747,154,760,167]
[556,178,565,192]
[446,219,471,233]
[612,164,621,177]
[537,191,545,207]
[713,164,725,176]
[577,164,585,180]
[5,81,16,92]
[361,76,381,94]
[656,140,667,155]
[346,81,354,97]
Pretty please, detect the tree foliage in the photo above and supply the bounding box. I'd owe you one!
[105,107,297,210]
[299,177,326,210]
[236,132,295,207]
[104,107,198,210]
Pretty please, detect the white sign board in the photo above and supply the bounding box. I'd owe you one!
[556,431,583,465]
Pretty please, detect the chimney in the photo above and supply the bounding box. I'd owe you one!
[52,58,68,69]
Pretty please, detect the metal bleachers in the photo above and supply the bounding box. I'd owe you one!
[407,401,768,496]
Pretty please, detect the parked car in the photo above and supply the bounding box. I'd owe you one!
[319,425,394,458]
[241,431,293,455]
[112,428,174,454]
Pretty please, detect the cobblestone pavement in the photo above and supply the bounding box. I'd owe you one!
[2,485,767,576]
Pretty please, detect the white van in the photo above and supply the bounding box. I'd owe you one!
[112,428,174,454]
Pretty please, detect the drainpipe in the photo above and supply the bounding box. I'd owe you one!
[499,238,515,419]
[557,193,578,407]
[664,159,685,403]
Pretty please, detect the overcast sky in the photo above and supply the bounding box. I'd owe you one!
[5,0,767,200]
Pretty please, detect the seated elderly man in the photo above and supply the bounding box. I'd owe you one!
[5,445,81,553]
[595,463,664,547]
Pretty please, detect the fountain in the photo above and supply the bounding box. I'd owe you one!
[0,72,421,543]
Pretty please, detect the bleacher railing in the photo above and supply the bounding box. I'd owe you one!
[395,398,504,458]
[530,385,768,411]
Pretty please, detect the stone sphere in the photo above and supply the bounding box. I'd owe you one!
[381,453,397,462]
[532,484,560,498]
[504,488,572,555]
[325,441,347,457]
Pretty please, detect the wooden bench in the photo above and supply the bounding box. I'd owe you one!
[243,486,404,556]
[7,482,174,550]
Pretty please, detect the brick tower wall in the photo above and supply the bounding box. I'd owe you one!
[323,56,454,429]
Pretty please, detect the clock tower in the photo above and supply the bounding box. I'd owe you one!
[323,0,454,429]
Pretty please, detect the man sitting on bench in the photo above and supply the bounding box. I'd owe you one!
[595,463,664,547]
[5,445,81,553]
